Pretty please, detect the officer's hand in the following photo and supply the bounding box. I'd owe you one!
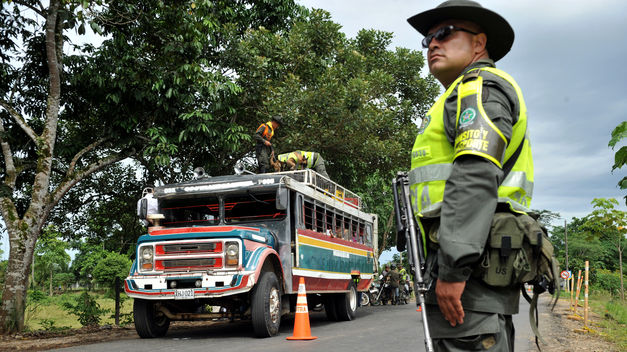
[435,279,466,327]
[264,141,272,146]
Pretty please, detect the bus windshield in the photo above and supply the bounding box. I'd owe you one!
[224,193,286,223]
[160,196,220,227]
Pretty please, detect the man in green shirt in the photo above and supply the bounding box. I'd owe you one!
[406,1,534,351]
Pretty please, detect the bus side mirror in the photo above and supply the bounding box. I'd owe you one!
[276,187,288,210]
[139,198,148,219]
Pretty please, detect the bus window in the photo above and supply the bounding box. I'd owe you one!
[365,223,373,247]
[351,219,359,243]
[161,196,219,227]
[344,217,352,241]
[315,203,324,233]
[327,208,336,238]
[303,200,314,230]
[224,193,286,223]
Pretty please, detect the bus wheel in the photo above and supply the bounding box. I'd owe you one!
[324,294,339,321]
[335,282,357,321]
[251,271,281,337]
[133,299,170,338]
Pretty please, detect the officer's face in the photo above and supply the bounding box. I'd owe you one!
[426,20,485,87]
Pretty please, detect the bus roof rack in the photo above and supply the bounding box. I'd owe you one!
[270,170,362,210]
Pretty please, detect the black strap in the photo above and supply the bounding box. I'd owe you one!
[502,137,524,180]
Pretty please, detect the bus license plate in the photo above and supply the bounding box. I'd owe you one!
[174,289,194,300]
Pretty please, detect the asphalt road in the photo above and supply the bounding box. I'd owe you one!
[53,296,538,352]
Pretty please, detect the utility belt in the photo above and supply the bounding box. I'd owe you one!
[424,209,560,348]
[424,210,559,290]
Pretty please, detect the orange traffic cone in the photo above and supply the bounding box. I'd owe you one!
[286,277,317,340]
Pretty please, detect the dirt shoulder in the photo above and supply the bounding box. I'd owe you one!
[528,295,622,352]
[0,321,223,352]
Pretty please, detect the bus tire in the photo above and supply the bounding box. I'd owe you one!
[324,294,339,321]
[251,271,281,337]
[133,299,170,338]
[335,282,357,321]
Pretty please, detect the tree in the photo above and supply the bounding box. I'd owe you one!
[34,227,70,296]
[226,9,439,249]
[0,0,302,332]
[532,209,561,229]
[93,251,131,325]
[582,198,626,300]
[609,121,627,205]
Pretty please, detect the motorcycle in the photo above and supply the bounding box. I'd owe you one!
[371,279,392,306]
[397,283,410,305]
[360,280,380,306]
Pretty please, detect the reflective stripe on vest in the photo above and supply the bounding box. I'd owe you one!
[299,151,319,168]
[409,67,534,217]
[277,153,289,163]
[257,121,274,140]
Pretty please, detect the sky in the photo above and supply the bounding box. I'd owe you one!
[1,0,626,261]
[295,0,627,262]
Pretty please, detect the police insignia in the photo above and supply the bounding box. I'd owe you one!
[459,108,476,127]
[418,115,431,135]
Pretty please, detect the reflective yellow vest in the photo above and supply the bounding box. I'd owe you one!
[409,67,534,219]
[298,151,319,168]
[256,121,274,140]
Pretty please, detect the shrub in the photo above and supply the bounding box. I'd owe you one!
[590,269,625,297]
[62,291,109,327]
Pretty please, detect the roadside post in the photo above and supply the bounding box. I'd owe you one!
[584,261,589,328]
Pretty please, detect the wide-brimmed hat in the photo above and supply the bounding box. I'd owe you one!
[271,115,283,125]
[407,0,514,62]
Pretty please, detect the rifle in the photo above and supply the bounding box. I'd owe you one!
[392,172,434,352]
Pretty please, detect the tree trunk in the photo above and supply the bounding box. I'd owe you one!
[0,227,38,333]
[619,246,624,301]
[114,277,120,326]
[49,267,53,296]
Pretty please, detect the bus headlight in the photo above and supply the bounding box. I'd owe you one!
[139,246,154,271]
[225,242,239,267]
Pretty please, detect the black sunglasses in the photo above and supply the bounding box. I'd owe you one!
[422,25,479,48]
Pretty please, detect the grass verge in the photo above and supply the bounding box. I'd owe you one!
[24,291,133,331]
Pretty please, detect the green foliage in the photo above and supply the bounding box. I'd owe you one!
[0,259,6,287]
[70,243,107,288]
[39,318,70,332]
[609,121,627,204]
[51,164,146,254]
[62,291,109,327]
[93,251,132,288]
[550,216,617,272]
[591,269,627,297]
[228,9,438,250]
[34,227,72,294]
[25,289,48,327]
[605,300,627,325]
[532,209,561,229]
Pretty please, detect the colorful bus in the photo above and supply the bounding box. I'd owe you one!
[126,170,378,337]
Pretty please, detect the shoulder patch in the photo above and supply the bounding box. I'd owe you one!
[459,108,476,127]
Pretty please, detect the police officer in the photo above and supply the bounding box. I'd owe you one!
[277,151,330,179]
[254,116,282,173]
[388,264,401,305]
[407,1,534,351]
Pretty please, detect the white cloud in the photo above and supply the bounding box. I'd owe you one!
[298,0,627,220]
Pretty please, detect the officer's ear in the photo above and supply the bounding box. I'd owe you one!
[473,32,487,55]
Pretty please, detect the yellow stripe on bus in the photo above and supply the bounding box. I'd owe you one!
[297,235,371,257]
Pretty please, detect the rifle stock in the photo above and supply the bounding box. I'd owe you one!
[392,172,434,352]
